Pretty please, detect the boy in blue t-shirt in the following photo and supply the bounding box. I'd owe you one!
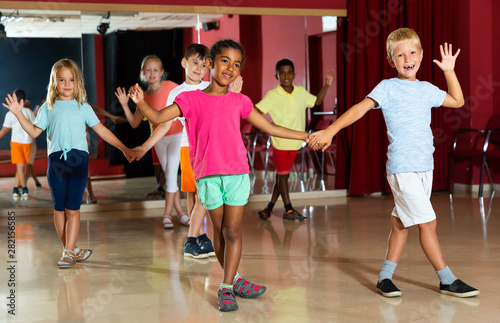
[309,28,479,298]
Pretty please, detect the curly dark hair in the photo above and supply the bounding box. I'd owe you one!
[208,39,245,69]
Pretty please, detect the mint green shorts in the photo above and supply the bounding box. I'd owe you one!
[196,174,250,210]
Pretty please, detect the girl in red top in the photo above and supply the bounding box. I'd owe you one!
[116,55,188,228]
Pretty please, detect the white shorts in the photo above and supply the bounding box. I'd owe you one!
[154,133,182,193]
[386,170,436,228]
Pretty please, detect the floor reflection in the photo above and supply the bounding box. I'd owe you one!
[0,185,498,322]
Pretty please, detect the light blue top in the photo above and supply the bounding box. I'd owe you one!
[34,100,100,159]
[367,78,447,174]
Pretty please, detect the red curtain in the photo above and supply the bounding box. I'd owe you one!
[336,0,456,195]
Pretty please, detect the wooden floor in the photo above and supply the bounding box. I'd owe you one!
[0,175,498,322]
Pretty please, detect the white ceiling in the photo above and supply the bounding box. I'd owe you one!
[0,9,222,38]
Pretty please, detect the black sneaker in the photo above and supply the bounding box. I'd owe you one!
[198,240,216,257]
[376,279,402,298]
[282,209,307,222]
[440,279,479,298]
[257,207,272,220]
[184,242,209,259]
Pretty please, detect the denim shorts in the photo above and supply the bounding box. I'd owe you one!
[47,149,89,211]
[196,174,250,210]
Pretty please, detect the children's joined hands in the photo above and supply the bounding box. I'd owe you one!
[131,146,147,161]
[433,43,460,72]
[307,131,331,151]
[128,84,144,104]
[122,148,136,163]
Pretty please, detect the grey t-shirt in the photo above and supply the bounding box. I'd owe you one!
[367,78,446,174]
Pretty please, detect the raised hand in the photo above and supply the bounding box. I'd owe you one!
[229,75,243,93]
[433,43,460,72]
[114,87,130,106]
[325,69,335,86]
[3,93,23,115]
[128,84,144,104]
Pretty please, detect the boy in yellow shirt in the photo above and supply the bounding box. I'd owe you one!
[256,59,334,221]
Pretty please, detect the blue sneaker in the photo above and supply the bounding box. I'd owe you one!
[199,240,216,257]
[21,187,28,198]
[184,242,209,259]
[12,187,20,198]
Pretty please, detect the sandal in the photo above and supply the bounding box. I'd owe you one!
[179,213,190,226]
[163,216,174,229]
[218,288,238,312]
[74,247,93,262]
[57,250,76,269]
[233,276,267,299]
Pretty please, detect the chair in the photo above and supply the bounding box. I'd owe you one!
[241,123,272,179]
[314,119,336,191]
[449,115,500,197]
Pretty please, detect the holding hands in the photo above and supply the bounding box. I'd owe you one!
[122,147,137,163]
[307,130,331,151]
[128,84,144,105]
[433,43,460,72]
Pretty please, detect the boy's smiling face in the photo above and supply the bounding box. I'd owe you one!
[276,65,295,90]
[387,40,423,81]
[182,54,208,85]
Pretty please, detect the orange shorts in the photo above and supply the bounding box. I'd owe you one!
[10,142,32,165]
[180,147,196,192]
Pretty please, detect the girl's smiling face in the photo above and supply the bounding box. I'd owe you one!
[209,48,242,86]
[141,58,164,85]
[56,67,75,100]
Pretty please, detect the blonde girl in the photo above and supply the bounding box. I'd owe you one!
[3,58,135,269]
[115,55,188,228]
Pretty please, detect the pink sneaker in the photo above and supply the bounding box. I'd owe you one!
[233,276,267,299]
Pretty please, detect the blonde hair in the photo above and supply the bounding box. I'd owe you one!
[139,55,166,84]
[46,59,86,111]
[386,28,422,61]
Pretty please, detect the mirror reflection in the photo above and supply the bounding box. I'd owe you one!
[0,9,338,211]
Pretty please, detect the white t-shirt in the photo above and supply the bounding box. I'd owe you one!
[3,108,35,144]
[167,81,210,147]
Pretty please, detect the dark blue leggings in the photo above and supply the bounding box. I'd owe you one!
[47,150,88,211]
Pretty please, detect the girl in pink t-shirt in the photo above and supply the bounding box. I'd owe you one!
[129,39,308,312]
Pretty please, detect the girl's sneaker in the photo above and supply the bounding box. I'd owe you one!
[233,276,267,299]
[21,187,28,198]
[218,288,238,312]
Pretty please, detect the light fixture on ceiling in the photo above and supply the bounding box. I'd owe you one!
[97,12,110,35]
